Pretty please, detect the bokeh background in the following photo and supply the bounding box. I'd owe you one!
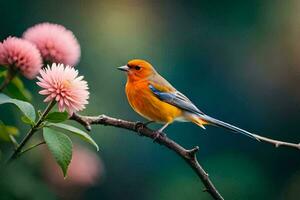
[0,0,300,199]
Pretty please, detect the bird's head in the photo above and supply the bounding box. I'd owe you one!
[118,59,156,81]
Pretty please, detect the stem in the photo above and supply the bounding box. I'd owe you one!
[0,68,16,92]
[19,141,46,156]
[7,101,56,163]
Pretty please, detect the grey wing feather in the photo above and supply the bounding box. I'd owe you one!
[148,84,204,115]
[148,82,259,140]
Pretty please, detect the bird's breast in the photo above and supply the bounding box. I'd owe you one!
[125,81,182,123]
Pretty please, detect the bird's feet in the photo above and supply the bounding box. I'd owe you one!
[134,121,145,135]
[135,121,155,135]
[153,131,166,142]
[144,120,154,126]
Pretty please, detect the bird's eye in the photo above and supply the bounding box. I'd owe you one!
[135,66,141,70]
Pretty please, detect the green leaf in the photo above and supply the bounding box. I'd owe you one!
[8,76,32,101]
[21,116,34,125]
[0,121,19,141]
[50,123,99,151]
[5,126,19,136]
[0,72,32,101]
[0,93,36,122]
[11,76,24,88]
[43,127,72,177]
[0,70,6,78]
[45,112,68,123]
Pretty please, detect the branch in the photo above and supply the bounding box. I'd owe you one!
[253,133,300,149]
[70,113,224,200]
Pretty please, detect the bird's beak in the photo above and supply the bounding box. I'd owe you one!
[117,65,130,72]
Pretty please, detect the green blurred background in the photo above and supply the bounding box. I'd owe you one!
[0,0,300,199]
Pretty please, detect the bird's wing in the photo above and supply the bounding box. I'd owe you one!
[148,82,204,115]
[148,73,176,92]
[148,76,259,140]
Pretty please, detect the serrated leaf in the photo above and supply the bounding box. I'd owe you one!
[0,93,36,122]
[50,123,99,151]
[45,112,68,123]
[43,127,72,177]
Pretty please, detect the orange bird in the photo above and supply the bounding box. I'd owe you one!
[118,59,258,140]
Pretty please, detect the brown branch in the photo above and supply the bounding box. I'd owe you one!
[253,134,300,149]
[70,113,224,200]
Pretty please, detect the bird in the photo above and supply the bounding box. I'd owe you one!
[118,59,259,141]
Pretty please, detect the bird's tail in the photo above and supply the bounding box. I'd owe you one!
[191,114,259,141]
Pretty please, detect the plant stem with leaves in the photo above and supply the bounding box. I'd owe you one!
[7,100,56,163]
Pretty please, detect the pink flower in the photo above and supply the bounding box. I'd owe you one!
[0,36,42,79]
[37,63,89,115]
[23,22,80,66]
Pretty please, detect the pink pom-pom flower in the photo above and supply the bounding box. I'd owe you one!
[23,23,80,66]
[0,36,42,79]
[37,63,89,115]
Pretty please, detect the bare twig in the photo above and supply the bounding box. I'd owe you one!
[252,133,300,149]
[70,113,224,200]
